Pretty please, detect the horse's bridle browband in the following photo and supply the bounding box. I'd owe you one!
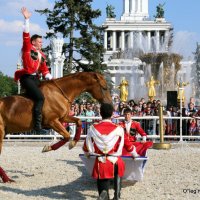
[52,79,72,104]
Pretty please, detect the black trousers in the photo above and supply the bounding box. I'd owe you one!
[20,74,44,117]
[97,164,121,198]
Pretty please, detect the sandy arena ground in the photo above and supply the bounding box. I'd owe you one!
[0,141,200,200]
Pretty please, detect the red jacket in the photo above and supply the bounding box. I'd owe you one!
[119,120,153,156]
[14,32,50,81]
[83,120,135,179]
[119,120,146,142]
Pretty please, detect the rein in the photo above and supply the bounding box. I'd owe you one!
[52,79,72,104]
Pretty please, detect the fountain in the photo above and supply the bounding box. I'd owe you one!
[139,52,182,100]
[190,43,200,103]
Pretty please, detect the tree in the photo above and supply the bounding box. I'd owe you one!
[0,72,18,97]
[36,0,106,74]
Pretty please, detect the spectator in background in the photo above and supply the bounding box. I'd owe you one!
[94,104,101,117]
[112,104,120,123]
[140,98,145,104]
[166,106,174,136]
[128,99,135,109]
[141,103,147,114]
[85,104,95,130]
[138,100,143,112]
[74,103,79,116]
[146,101,152,110]
[151,99,157,110]
[188,97,196,108]
[132,104,139,116]
[69,104,75,116]
[187,103,197,117]
[78,104,86,134]
[143,107,155,135]
[188,115,198,138]
[119,102,126,116]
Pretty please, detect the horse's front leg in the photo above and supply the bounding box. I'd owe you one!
[0,166,15,183]
[0,123,15,183]
[61,115,83,150]
[42,118,81,153]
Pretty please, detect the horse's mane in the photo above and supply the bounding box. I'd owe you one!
[40,71,98,86]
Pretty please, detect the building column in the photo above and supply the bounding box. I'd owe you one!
[130,31,134,49]
[156,31,160,52]
[111,75,116,87]
[104,31,107,50]
[147,31,151,51]
[50,38,65,78]
[113,31,116,51]
[164,30,169,51]
[138,0,141,12]
[130,0,135,14]
[138,31,142,48]
[109,32,113,50]
[121,31,125,51]
[124,0,130,15]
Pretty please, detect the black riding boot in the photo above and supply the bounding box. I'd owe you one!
[34,113,48,134]
[113,165,121,200]
[97,179,110,200]
[113,176,121,200]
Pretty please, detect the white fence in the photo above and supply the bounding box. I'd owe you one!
[4,116,200,142]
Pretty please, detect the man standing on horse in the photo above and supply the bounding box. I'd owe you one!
[14,7,52,134]
[83,103,139,200]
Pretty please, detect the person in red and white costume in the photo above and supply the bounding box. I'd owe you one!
[14,7,52,134]
[119,108,153,156]
[83,103,138,200]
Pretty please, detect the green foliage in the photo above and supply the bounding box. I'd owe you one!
[0,72,18,97]
[75,92,94,103]
[36,0,106,74]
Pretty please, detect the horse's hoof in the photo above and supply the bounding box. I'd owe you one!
[68,140,77,150]
[8,179,15,183]
[4,179,15,183]
[42,145,52,153]
[77,120,82,127]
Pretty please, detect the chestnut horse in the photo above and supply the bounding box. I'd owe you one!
[0,72,112,182]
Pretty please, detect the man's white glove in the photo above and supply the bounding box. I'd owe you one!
[131,146,139,158]
[142,136,147,142]
[45,73,52,80]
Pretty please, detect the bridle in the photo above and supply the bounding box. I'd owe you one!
[52,79,72,104]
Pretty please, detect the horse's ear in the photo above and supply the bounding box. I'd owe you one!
[94,73,107,90]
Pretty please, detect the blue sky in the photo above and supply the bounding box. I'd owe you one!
[0,0,200,77]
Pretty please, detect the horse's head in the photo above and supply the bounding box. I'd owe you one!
[89,73,112,104]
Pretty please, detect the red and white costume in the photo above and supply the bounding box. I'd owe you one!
[14,19,50,81]
[119,120,153,156]
[83,120,137,179]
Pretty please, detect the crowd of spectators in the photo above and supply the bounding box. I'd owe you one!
[69,96,200,137]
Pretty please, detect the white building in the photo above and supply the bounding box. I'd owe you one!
[103,0,172,99]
